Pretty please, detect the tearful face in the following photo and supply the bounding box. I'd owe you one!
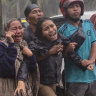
[41,20,58,41]
[9,20,24,43]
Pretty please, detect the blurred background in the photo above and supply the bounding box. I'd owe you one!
[0,0,96,35]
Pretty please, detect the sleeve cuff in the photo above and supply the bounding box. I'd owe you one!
[8,42,15,47]
[17,78,25,82]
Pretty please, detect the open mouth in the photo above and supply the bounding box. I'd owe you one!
[15,34,22,38]
[49,32,57,40]
[14,34,23,41]
[74,12,80,16]
[49,31,56,37]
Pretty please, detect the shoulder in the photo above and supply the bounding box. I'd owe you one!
[0,41,7,52]
[59,22,68,29]
[82,19,94,28]
[58,22,68,33]
[90,14,96,20]
[82,19,93,25]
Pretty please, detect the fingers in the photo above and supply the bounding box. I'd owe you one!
[14,81,26,96]
[87,64,94,71]
[88,59,95,64]
[67,42,77,52]
[20,90,26,96]
[14,89,19,96]
[81,59,89,66]
[5,31,15,42]
[48,43,63,55]
[5,31,15,37]
[14,89,26,96]
[56,43,63,49]
[22,46,32,56]
[57,48,63,55]
[56,44,63,55]
[71,42,77,45]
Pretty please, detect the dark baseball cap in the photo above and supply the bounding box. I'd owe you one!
[24,4,39,17]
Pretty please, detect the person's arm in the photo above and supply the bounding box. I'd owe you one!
[64,43,94,71]
[80,42,96,71]
[88,43,96,64]
[0,42,17,77]
[64,42,94,71]
[66,51,93,71]
[36,43,63,61]
[15,54,37,95]
[22,46,33,56]
[14,80,26,96]
[60,33,92,71]
[63,42,77,56]
[14,60,27,96]
[7,42,17,61]
[5,31,17,61]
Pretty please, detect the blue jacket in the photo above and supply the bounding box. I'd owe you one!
[0,42,17,78]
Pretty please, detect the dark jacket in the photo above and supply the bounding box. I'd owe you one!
[29,33,86,84]
[17,55,37,82]
[18,28,86,83]
[23,26,37,44]
[17,26,37,82]
[0,42,17,78]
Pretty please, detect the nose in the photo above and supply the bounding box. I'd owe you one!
[73,6,78,11]
[37,11,41,16]
[49,27,53,32]
[15,28,21,34]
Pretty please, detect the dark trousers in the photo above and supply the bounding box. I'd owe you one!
[66,81,96,96]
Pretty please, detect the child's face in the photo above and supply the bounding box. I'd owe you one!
[67,3,81,20]
[9,20,24,43]
[41,20,58,41]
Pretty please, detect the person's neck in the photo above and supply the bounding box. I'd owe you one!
[30,24,36,33]
[68,20,80,26]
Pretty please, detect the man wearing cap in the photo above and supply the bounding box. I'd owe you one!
[24,4,44,43]
[16,4,44,96]
[58,0,96,96]
[24,4,44,96]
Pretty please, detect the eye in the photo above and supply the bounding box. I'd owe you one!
[32,11,37,14]
[68,5,73,8]
[11,28,17,31]
[43,27,49,31]
[50,24,54,27]
[50,24,55,28]
[18,26,23,30]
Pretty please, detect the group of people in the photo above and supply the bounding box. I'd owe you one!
[0,0,96,96]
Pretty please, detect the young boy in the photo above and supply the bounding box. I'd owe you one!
[59,0,96,96]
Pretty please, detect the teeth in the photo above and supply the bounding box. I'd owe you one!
[49,32,56,37]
